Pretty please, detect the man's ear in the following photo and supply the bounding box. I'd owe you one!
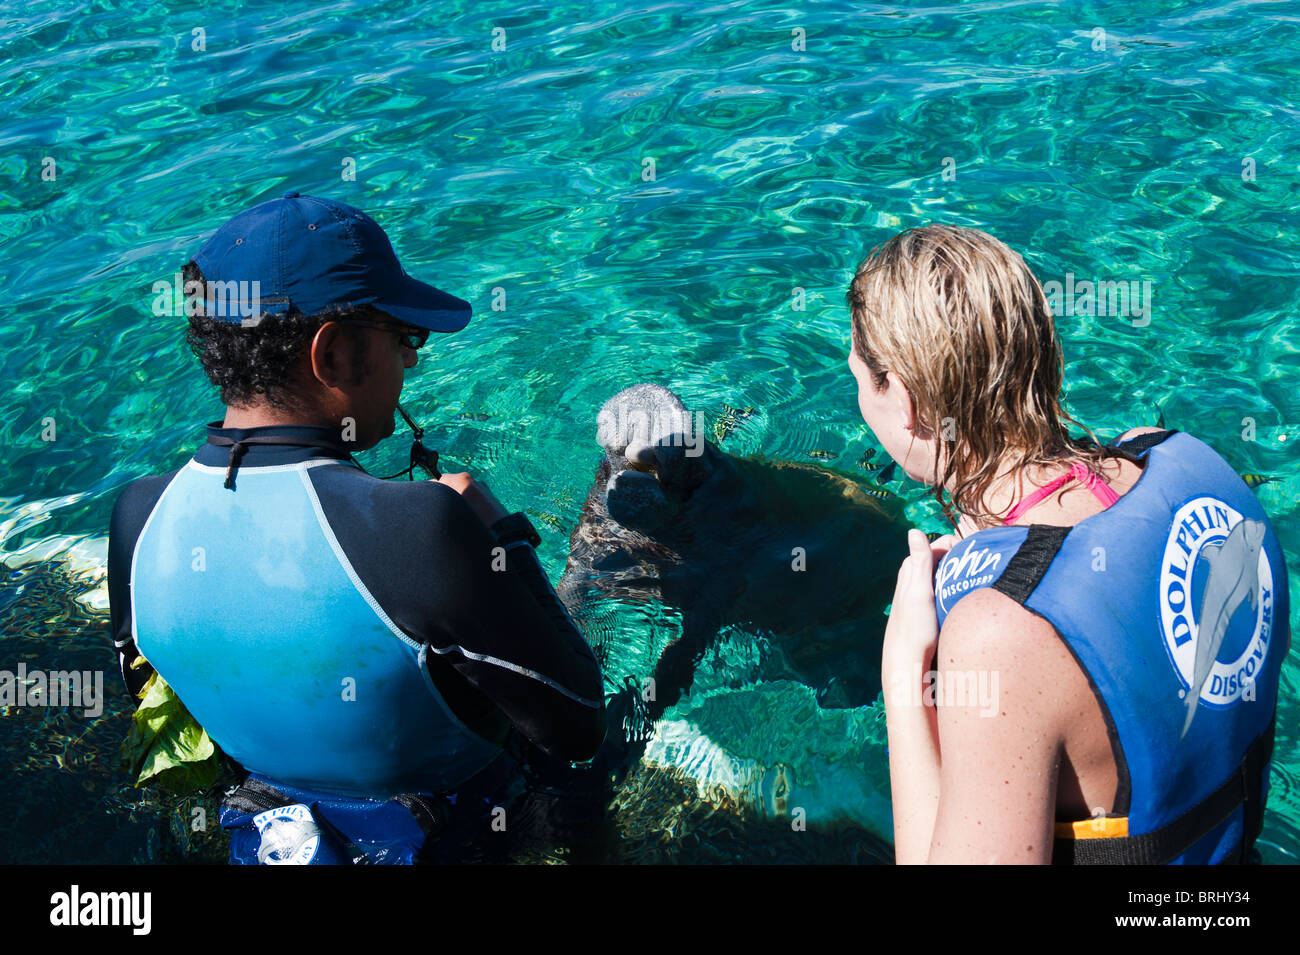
[309,322,349,389]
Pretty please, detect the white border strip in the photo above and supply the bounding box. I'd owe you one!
[298,467,422,653]
[415,641,502,742]
[425,643,602,708]
[300,467,505,742]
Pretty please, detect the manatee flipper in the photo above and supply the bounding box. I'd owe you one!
[605,468,670,533]
[646,603,726,722]
[593,676,658,782]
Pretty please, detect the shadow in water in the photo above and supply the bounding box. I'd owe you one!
[1,559,894,864]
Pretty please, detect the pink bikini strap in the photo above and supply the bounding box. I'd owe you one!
[1070,460,1121,507]
[1001,462,1119,526]
[1001,472,1072,525]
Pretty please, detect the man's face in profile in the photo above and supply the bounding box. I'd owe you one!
[320,315,423,451]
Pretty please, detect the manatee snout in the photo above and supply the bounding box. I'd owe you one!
[596,384,713,531]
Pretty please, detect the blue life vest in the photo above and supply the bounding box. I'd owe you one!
[932,431,1289,864]
[130,457,504,799]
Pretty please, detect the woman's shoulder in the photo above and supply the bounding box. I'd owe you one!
[940,586,1057,651]
[938,587,1088,728]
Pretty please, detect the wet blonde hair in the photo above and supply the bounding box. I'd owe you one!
[846,224,1107,528]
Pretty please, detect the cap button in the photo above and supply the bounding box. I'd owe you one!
[282,190,300,199]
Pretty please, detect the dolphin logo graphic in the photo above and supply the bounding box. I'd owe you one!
[1181,518,1266,738]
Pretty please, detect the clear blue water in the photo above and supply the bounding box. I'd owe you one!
[1,0,1297,862]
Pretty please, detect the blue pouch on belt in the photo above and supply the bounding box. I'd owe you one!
[219,774,446,865]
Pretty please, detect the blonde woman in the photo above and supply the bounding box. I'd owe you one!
[846,225,1289,864]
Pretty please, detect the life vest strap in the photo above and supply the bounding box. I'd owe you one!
[1105,429,1178,460]
[1055,722,1274,864]
[989,433,1180,604]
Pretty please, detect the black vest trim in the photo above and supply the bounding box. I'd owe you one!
[1103,428,1178,462]
[991,524,1070,605]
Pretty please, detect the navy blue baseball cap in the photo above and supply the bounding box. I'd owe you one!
[190,191,472,332]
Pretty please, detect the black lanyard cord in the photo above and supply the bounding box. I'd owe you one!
[376,404,441,480]
[206,405,440,489]
[206,432,360,490]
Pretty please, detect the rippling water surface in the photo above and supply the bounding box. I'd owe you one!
[2,0,1297,863]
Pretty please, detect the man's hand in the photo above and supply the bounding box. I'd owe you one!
[438,472,510,527]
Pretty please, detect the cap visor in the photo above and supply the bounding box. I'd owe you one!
[377,274,472,333]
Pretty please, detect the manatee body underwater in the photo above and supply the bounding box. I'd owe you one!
[558,383,913,731]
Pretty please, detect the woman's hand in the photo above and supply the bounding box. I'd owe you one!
[884,529,954,664]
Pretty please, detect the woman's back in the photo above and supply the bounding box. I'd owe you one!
[967,433,1154,828]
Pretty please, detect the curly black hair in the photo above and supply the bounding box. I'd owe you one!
[182,260,382,409]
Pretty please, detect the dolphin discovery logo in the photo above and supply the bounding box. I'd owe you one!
[935,539,1006,616]
[1158,497,1273,737]
[252,804,323,864]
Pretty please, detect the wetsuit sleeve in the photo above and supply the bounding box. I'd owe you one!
[311,472,606,763]
[418,488,606,762]
[492,530,591,667]
[474,532,609,758]
[107,471,178,700]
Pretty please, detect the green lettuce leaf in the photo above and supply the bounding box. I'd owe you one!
[121,663,222,793]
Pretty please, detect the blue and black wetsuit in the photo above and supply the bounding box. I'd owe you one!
[108,423,605,860]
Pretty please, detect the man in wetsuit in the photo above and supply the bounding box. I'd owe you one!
[108,192,605,863]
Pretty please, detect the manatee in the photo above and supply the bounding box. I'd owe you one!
[559,384,911,733]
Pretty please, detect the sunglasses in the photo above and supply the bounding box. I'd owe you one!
[333,319,430,351]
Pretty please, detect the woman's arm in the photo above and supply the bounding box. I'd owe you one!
[883,641,942,863]
[882,533,1075,863]
[925,588,1066,863]
[881,529,952,863]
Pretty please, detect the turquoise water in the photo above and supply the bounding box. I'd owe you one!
[1,0,1297,862]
